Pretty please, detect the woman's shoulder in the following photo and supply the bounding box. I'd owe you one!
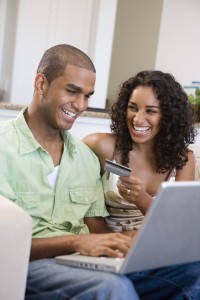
[82,132,116,162]
[175,148,196,180]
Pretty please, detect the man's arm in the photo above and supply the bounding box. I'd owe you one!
[30,217,134,260]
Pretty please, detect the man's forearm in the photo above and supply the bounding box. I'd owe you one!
[30,235,80,260]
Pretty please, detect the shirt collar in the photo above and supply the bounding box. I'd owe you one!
[14,106,76,156]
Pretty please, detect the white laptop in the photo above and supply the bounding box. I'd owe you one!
[55,181,200,274]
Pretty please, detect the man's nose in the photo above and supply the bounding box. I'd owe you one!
[72,95,87,112]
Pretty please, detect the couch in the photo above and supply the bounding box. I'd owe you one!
[0,195,32,300]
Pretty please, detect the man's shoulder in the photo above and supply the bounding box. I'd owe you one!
[67,133,101,175]
[67,131,99,161]
[0,120,17,153]
[0,119,15,134]
[69,132,96,153]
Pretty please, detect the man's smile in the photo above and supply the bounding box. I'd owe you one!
[61,108,76,118]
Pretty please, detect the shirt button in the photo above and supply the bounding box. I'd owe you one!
[85,197,89,202]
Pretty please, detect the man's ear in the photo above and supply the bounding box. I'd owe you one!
[34,73,49,95]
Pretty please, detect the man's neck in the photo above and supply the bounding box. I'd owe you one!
[24,106,64,166]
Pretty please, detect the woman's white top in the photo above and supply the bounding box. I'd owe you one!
[102,165,176,232]
[102,170,144,232]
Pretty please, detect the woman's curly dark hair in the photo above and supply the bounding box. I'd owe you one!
[110,70,197,173]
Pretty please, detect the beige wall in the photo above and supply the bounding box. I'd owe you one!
[107,0,163,107]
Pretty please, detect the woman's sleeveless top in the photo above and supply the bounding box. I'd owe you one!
[102,163,176,232]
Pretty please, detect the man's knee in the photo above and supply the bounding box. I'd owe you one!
[97,273,138,300]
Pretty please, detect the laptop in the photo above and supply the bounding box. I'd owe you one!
[55,181,200,274]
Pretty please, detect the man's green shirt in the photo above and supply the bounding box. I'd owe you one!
[0,108,108,237]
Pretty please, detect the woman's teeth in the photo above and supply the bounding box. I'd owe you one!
[133,125,150,133]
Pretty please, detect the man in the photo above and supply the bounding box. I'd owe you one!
[0,44,200,299]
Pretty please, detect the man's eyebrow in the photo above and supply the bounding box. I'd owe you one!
[66,83,94,96]
[66,83,82,91]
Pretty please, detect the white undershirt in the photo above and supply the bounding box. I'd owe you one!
[47,165,59,190]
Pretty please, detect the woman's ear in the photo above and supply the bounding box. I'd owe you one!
[34,73,49,95]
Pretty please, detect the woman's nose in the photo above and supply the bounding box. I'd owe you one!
[133,110,145,123]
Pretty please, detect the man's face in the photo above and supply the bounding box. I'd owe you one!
[40,64,96,131]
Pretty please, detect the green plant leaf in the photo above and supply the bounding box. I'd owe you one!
[188,94,195,104]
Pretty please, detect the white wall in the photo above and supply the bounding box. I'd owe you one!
[0,0,19,101]
[10,0,93,104]
[0,108,111,139]
[155,0,200,85]
[0,0,117,109]
[69,116,111,139]
[0,0,6,75]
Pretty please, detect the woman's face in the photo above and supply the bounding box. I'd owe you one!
[126,85,162,145]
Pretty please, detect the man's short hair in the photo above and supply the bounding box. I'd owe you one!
[37,44,96,84]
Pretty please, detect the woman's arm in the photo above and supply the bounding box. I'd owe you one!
[175,150,196,181]
[116,151,196,214]
[83,133,116,174]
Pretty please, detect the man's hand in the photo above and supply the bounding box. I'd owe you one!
[73,232,133,258]
[31,232,132,260]
[30,218,136,260]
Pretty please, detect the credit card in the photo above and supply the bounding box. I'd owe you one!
[104,159,132,177]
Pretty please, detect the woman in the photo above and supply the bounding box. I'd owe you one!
[83,70,197,232]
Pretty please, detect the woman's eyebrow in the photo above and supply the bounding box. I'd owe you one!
[147,105,160,110]
[128,102,161,110]
[147,105,161,109]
